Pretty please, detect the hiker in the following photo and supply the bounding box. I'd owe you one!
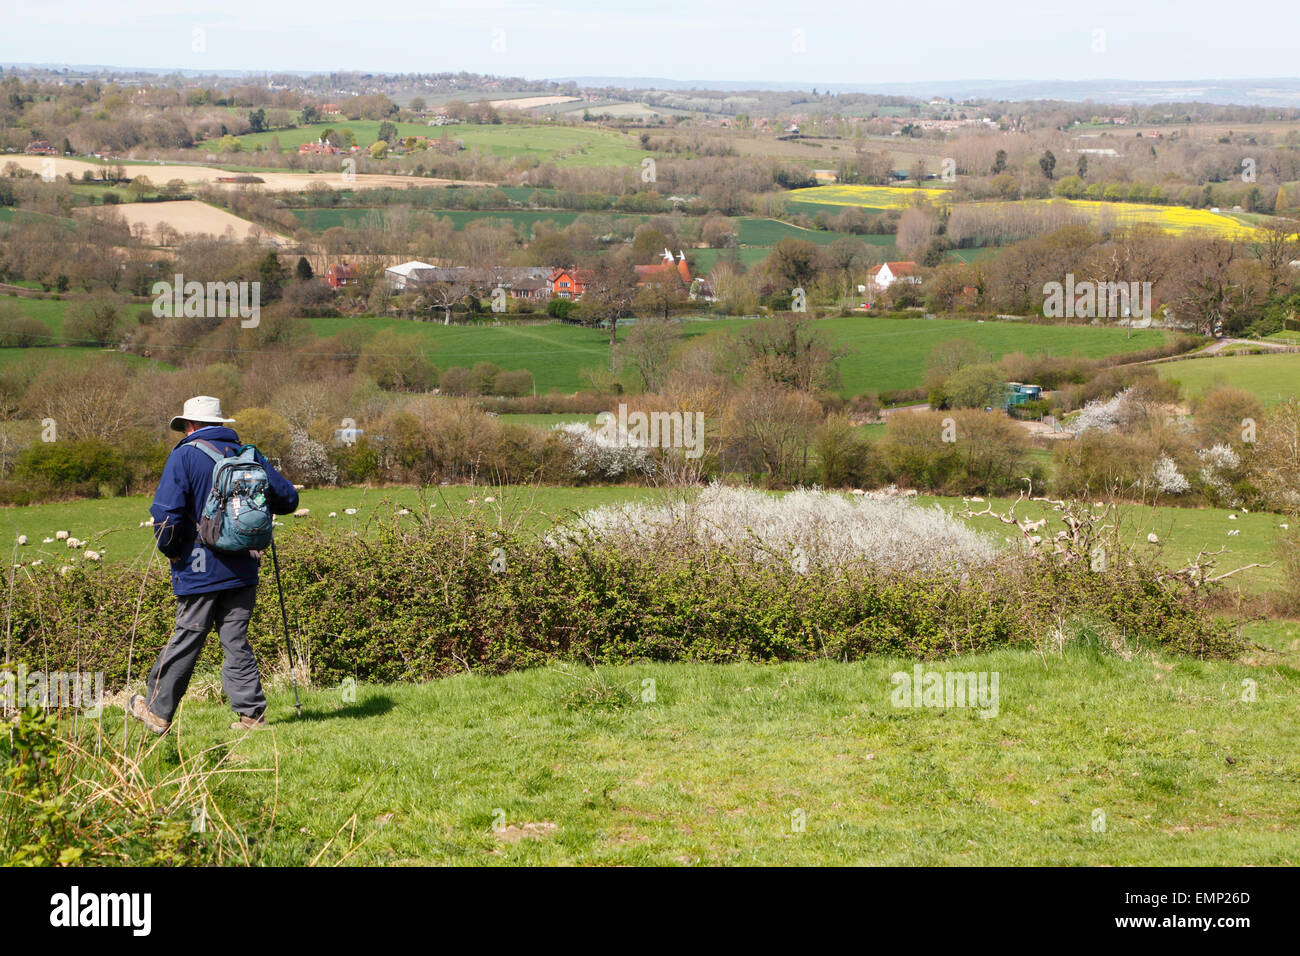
[129,396,299,734]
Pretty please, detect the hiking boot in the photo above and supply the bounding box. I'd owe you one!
[230,713,268,731]
[128,694,170,735]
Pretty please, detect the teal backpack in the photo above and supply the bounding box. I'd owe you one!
[191,439,275,553]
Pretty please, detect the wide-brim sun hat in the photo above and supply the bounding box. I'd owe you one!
[169,395,237,432]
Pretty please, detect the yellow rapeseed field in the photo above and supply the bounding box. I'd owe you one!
[788,185,1260,237]
[1024,199,1257,237]
[790,184,952,209]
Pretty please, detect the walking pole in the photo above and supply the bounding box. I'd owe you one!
[269,536,303,716]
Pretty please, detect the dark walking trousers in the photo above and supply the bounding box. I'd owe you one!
[144,584,265,721]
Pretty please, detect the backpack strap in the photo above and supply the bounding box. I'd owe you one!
[189,438,226,463]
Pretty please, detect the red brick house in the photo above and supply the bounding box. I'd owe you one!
[324,262,359,289]
[549,266,590,299]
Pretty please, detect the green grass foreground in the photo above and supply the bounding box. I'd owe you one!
[99,619,1298,865]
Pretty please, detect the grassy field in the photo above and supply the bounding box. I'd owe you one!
[1158,353,1300,405]
[297,314,1173,397]
[809,315,1172,397]
[292,207,580,233]
[6,484,1288,595]
[197,122,649,169]
[95,618,1299,865]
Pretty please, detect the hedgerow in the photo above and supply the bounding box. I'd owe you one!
[4,504,1241,690]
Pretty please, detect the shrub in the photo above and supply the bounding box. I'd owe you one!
[4,504,1240,694]
[881,409,1032,495]
[546,298,578,319]
[0,305,49,348]
[13,439,129,496]
[555,485,998,574]
[556,422,654,480]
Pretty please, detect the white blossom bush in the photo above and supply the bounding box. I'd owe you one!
[1197,443,1242,505]
[1069,388,1134,435]
[552,485,997,574]
[556,422,654,480]
[1152,455,1190,495]
[287,428,338,486]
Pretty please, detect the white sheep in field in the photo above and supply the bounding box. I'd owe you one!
[55,530,69,540]
[1147,533,1159,543]
[1020,518,1047,533]
[43,537,54,544]
[66,537,79,549]
[16,535,27,546]
[294,508,310,517]
[344,508,357,515]
[328,512,337,518]
[85,550,102,562]
[1227,529,1240,537]
[484,496,496,504]
[1228,514,1237,520]
[396,508,410,515]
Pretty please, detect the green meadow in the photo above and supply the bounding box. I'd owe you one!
[1158,353,1300,405]
[197,122,649,169]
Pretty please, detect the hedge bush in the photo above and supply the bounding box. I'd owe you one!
[4,514,1241,691]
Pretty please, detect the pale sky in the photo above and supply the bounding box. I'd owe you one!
[3,0,1297,86]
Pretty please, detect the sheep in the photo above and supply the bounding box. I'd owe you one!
[1227,529,1240,537]
[16,535,26,546]
[85,550,102,562]
[344,508,357,515]
[850,489,865,496]
[485,496,496,504]
[396,508,411,515]
[1020,518,1047,533]
[66,537,79,549]
[43,537,54,544]
[55,530,69,541]
[328,512,337,518]
[293,508,310,517]
[1281,524,1291,531]
[1228,514,1237,520]
[1147,533,1160,544]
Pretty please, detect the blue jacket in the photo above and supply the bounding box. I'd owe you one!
[149,426,299,596]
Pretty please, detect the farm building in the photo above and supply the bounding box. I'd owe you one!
[633,250,692,287]
[385,260,437,291]
[1002,382,1044,409]
[24,140,58,155]
[406,266,551,299]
